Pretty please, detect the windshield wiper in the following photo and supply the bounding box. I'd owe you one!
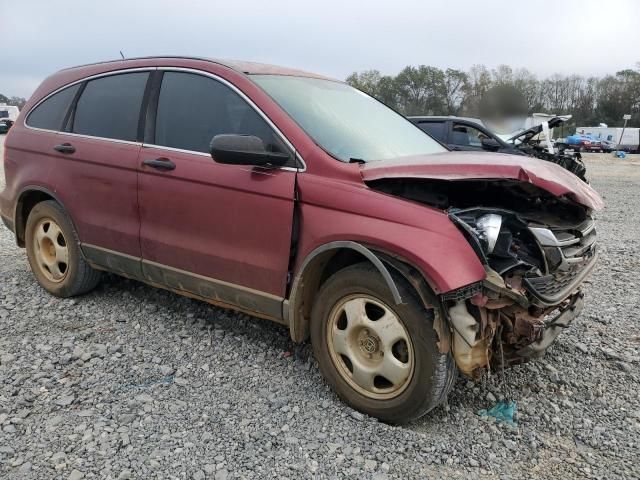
[349,157,365,164]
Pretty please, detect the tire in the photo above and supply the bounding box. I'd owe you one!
[25,200,101,297]
[311,262,456,423]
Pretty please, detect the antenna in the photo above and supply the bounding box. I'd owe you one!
[119,50,125,60]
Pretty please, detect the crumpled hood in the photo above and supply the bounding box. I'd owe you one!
[361,152,604,211]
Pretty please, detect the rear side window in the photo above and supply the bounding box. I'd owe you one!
[27,84,81,131]
[416,121,446,142]
[73,72,148,141]
[154,71,286,154]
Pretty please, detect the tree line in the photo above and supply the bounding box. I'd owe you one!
[346,64,640,129]
[0,94,26,109]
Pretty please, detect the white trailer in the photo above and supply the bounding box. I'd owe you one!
[0,104,20,122]
[576,126,640,152]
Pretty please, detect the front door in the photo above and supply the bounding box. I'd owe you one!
[137,70,297,319]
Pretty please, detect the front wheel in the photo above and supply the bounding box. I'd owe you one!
[311,263,455,423]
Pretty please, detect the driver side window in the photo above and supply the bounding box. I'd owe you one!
[452,123,487,148]
[154,71,288,156]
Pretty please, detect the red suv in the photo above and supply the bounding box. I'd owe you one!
[0,57,602,423]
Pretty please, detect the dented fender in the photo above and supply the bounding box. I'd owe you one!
[286,241,454,352]
[286,241,403,342]
[293,172,488,296]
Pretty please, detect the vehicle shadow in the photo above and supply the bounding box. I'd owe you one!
[97,271,314,363]
[92,272,537,429]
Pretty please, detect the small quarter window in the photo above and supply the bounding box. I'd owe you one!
[416,121,446,142]
[27,84,81,131]
[73,72,148,141]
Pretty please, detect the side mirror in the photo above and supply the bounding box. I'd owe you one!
[481,137,501,151]
[210,134,290,167]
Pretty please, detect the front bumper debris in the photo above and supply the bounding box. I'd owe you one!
[516,291,584,358]
[523,252,597,306]
[444,277,588,377]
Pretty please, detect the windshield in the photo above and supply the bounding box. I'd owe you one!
[251,75,446,162]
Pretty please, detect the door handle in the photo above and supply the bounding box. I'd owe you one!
[54,143,76,154]
[142,157,176,171]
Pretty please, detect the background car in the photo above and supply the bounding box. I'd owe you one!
[599,139,617,152]
[565,134,604,152]
[408,116,514,153]
[410,115,587,181]
[580,137,602,152]
[0,104,19,134]
[0,119,14,134]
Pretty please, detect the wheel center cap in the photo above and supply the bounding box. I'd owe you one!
[359,335,379,354]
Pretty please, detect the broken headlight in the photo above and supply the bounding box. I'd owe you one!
[450,209,544,275]
[475,213,502,254]
[450,210,503,257]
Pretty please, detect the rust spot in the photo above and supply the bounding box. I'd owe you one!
[432,309,451,354]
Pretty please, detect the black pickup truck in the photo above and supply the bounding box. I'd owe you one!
[409,115,587,181]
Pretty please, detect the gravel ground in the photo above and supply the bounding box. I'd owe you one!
[1,134,639,480]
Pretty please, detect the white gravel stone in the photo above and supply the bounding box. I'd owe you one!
[0,143,638,479]
[55,395,75,406]
[68,470,84,480]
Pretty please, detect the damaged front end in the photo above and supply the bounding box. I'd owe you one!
[369,174,600,378]
[445,202,597,377]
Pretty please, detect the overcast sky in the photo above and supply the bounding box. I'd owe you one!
[2,0,639,99]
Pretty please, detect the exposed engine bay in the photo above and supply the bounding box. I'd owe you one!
[517,143,586,182]
[369,177,598,377]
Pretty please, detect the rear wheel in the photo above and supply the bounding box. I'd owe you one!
[311,263,455,423]
[25,200,101,297]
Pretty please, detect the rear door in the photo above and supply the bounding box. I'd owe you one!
[23,70,150,275]
[137,70,297,318]
[61,71,150,272]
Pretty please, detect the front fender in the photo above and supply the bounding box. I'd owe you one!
[290,240,403,305]
[295,199,486,295]
[286,241,402,341]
